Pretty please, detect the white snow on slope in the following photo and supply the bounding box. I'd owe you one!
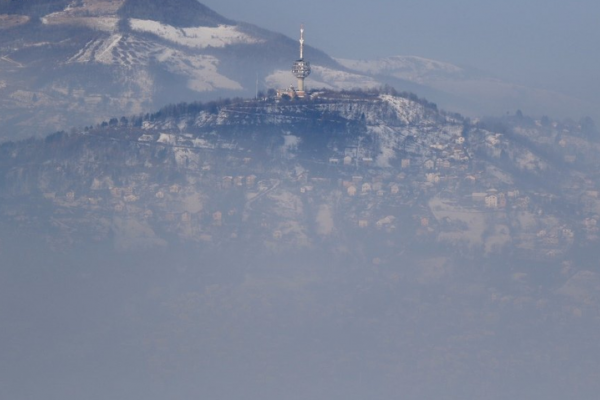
[380,94,426,125]
[368,124,399,168]
[310,66,380,90]
[337,55,466,83]
[129,19,261,49]
[174,147,200,169]
[155,49,242,91]
[69,34,124,64]
[69,35,242,92]
[339,55,600,119]
[95,34,123,62]
[157,133,177,145]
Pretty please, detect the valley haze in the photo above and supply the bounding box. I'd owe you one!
[1,1,600,400]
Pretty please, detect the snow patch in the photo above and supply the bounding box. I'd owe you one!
[192,138,214,149]
[380,94,425,125]
[154,49,242,91]
[69,34,124,64]
[279,134,301,159]
[283,134,301,150]
[174,148,200,169]
[337,55,467,84]
[129,19,261,49]
[368,124,400,168]
[157,133,177,145]
[68,35,242,92]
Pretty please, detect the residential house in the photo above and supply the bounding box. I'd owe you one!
[485,195,498,209]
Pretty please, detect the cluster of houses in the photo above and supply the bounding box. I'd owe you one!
[40,148,558,245]
[220,175,257,189]
[25,123,599,254]
[471,189,521,209]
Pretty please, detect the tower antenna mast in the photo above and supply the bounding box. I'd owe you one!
[291,24,311,96]
[300,24,305,60]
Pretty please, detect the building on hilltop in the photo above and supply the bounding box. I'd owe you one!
[278,25,311,99]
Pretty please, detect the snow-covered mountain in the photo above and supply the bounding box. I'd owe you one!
[2,88,599,257]
[338,55,474,83]
[338,55,599,120]
[0,0,596,141]
[0,0,349,140]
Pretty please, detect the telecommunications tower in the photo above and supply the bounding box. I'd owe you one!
[291,25,311,96]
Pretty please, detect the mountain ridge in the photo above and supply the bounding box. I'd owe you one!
[1,0,597,142]
[118,0,232,27]
[0,0,348,141]
[2,88,598,259]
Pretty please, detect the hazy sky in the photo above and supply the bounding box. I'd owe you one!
[202,0,599,105]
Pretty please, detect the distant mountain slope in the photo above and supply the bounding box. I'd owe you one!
[0,0,344,140]
[0,0,597,142]
[338,55,477,83]
[117,0,232,27]
[338,56,600,121]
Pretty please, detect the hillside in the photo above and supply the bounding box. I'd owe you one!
[337,55,600,120]
[1,0,597,143]
[117,0,232,27]
[2,89,599,258]
[2,89,600,399]
[0,0,341,140]
[2,2,600,398]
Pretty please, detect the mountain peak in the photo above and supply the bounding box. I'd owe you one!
[117,0,231,28]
